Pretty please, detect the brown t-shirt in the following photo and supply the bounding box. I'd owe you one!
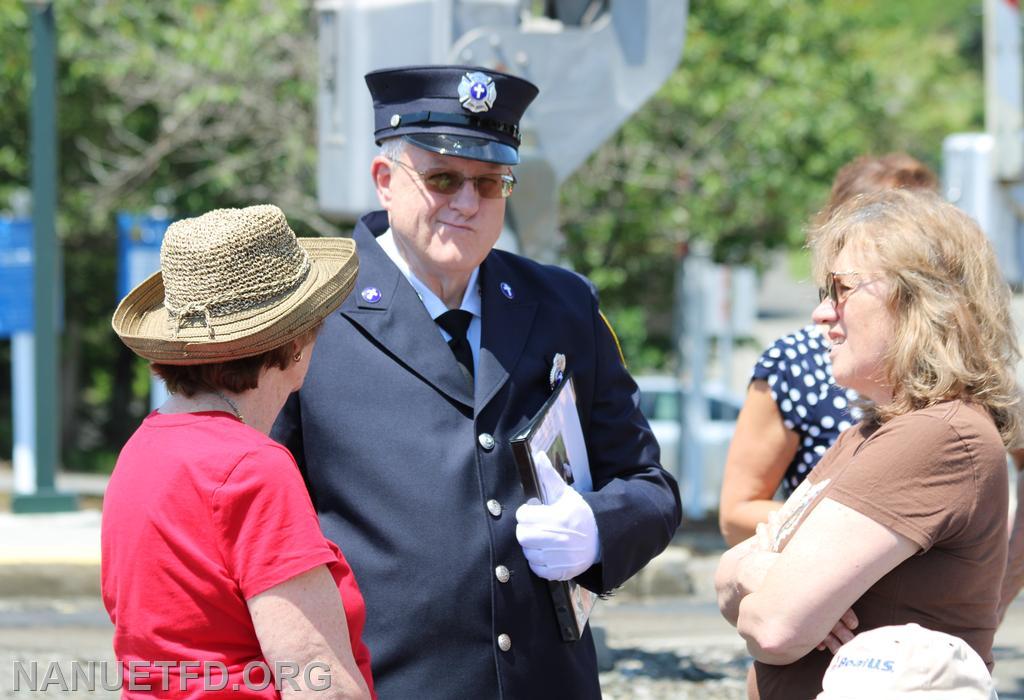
[751,400,1008,700]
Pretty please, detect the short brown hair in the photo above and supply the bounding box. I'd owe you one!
[151,325,320,397]
[818,153,938,224]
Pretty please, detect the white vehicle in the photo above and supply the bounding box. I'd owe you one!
[636,375,743,519]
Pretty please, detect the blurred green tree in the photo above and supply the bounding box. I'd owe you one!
[0,0,325,469]
[561,0,982,369]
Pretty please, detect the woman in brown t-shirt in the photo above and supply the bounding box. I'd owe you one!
[715,189,1021,700]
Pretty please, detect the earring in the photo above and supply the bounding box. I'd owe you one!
[293,351,303,363]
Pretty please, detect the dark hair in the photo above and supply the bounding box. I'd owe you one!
[818,153,938,223]
[151,325,320,397]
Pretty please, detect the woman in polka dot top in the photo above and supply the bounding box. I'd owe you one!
[718,153,938,546]
[751,326,857,493]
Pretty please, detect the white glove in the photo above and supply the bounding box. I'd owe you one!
[515,451,600,581]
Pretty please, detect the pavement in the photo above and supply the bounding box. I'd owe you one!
[0,468,105,598]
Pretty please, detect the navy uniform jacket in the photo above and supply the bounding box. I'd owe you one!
[272,211,681,699]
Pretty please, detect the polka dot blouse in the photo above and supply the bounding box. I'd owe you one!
[751,324,859,496]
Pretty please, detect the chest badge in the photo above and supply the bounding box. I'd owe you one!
[361,286,382,303]
[549,353,567,389]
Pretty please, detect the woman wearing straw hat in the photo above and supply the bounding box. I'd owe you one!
[103,205,373,698]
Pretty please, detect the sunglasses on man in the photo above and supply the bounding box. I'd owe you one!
[391,159,517,199]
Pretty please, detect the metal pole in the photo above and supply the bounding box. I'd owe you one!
[984,0,1024,182]
[14,1,76,513]
[681,244,709,521]
[12,333,35,494]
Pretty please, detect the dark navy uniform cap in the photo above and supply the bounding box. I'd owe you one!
[365,65,539,165]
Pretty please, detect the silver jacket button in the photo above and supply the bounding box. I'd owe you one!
[495,565,510,583]
[478,432,496,451]
[486,499,502,517]
[497,633,512,652]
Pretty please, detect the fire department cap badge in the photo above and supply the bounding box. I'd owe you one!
[458,71,497,113]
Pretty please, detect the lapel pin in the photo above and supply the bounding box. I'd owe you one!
[361,286,382,303]
[549,353,566,389]
[500,282,514,299]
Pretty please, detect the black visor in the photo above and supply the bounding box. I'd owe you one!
[403,134,519,165]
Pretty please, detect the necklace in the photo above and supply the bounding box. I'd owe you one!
[213,390,245,423]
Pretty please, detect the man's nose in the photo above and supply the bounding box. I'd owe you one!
[448,177,481,213]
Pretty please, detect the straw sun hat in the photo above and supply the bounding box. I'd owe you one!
[112,205,358,365]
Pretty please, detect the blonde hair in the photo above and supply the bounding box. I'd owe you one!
[810,189,1022,446]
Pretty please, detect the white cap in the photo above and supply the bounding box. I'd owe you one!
[816,623,997,700]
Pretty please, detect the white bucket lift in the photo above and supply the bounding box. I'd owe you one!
[315,0,688,259]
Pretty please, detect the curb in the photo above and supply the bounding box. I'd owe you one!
[0,563,101,598]
[0,510,102,598]
[613,547,720,602]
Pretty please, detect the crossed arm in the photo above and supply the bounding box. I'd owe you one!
[715,496,918,665]
[248,566,371,699]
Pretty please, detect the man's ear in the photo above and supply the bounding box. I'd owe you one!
[371,156,393,210]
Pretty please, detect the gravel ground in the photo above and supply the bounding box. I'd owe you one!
[599,644,748,699]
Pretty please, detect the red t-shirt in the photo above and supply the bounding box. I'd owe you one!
[101,411,375,698]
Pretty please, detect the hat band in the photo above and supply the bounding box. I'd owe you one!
[166,249,311,339]
[383,110,521,143]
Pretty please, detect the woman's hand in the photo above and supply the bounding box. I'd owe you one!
[735,549,781,605]
[758,510,788,552]
[716,532,781,627]
[816,607,859,654]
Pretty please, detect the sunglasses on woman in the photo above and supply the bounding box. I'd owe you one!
[818,271,865,306]
[390,159,517,199]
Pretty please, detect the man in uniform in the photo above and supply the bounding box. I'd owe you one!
[273,65,681,698]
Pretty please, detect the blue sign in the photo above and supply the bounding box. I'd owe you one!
[0,218,34,339]
[116,212,171,300]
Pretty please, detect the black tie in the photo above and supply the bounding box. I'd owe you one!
[435,309,475,383]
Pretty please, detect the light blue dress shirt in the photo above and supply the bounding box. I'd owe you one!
[378,229,482,375]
